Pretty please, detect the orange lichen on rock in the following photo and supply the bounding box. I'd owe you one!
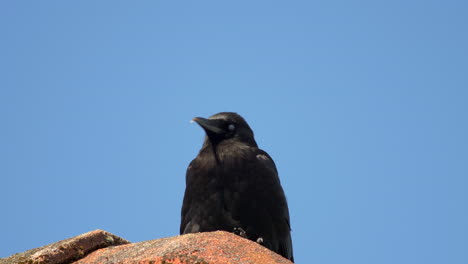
[0,229,129,264]
[1,230,293,264]
[74,231,292,264]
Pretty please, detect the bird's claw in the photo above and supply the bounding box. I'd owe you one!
[233,227,247,238]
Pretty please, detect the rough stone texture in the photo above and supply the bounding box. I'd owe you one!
[0,230,130,264]
[73,231,293,264]
[2,230,293,264]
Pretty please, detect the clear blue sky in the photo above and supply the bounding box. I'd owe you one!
[1,1,467,263]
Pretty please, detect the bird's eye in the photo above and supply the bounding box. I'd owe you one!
[228,124,236,131]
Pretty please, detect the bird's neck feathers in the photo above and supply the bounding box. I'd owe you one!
[201,137,257,164]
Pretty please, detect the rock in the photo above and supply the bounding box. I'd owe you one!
[74,231,292,264]
[2,230,293,264]
[0,230,130,264]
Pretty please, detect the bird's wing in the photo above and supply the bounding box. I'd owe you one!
[181,155,230,234]
[255,150,294,261]
[255,150,278,175]
[180,159,198,234]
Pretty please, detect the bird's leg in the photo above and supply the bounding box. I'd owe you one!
[233,227,247,238]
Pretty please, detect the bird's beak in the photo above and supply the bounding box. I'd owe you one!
[192,117,225,134]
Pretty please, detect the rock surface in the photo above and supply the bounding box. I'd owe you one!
[2,230,293,264]
[0,230,130,264]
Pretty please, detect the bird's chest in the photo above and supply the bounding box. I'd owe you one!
[196,150,256,195]
[202,157,251,186]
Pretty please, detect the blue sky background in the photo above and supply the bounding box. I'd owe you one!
[1,1,467,263]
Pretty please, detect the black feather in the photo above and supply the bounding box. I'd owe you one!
[180,112,294,262]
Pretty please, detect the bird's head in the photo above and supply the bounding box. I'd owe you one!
[192,112,257,147]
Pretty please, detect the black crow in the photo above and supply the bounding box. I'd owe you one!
[180,112,294,262]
